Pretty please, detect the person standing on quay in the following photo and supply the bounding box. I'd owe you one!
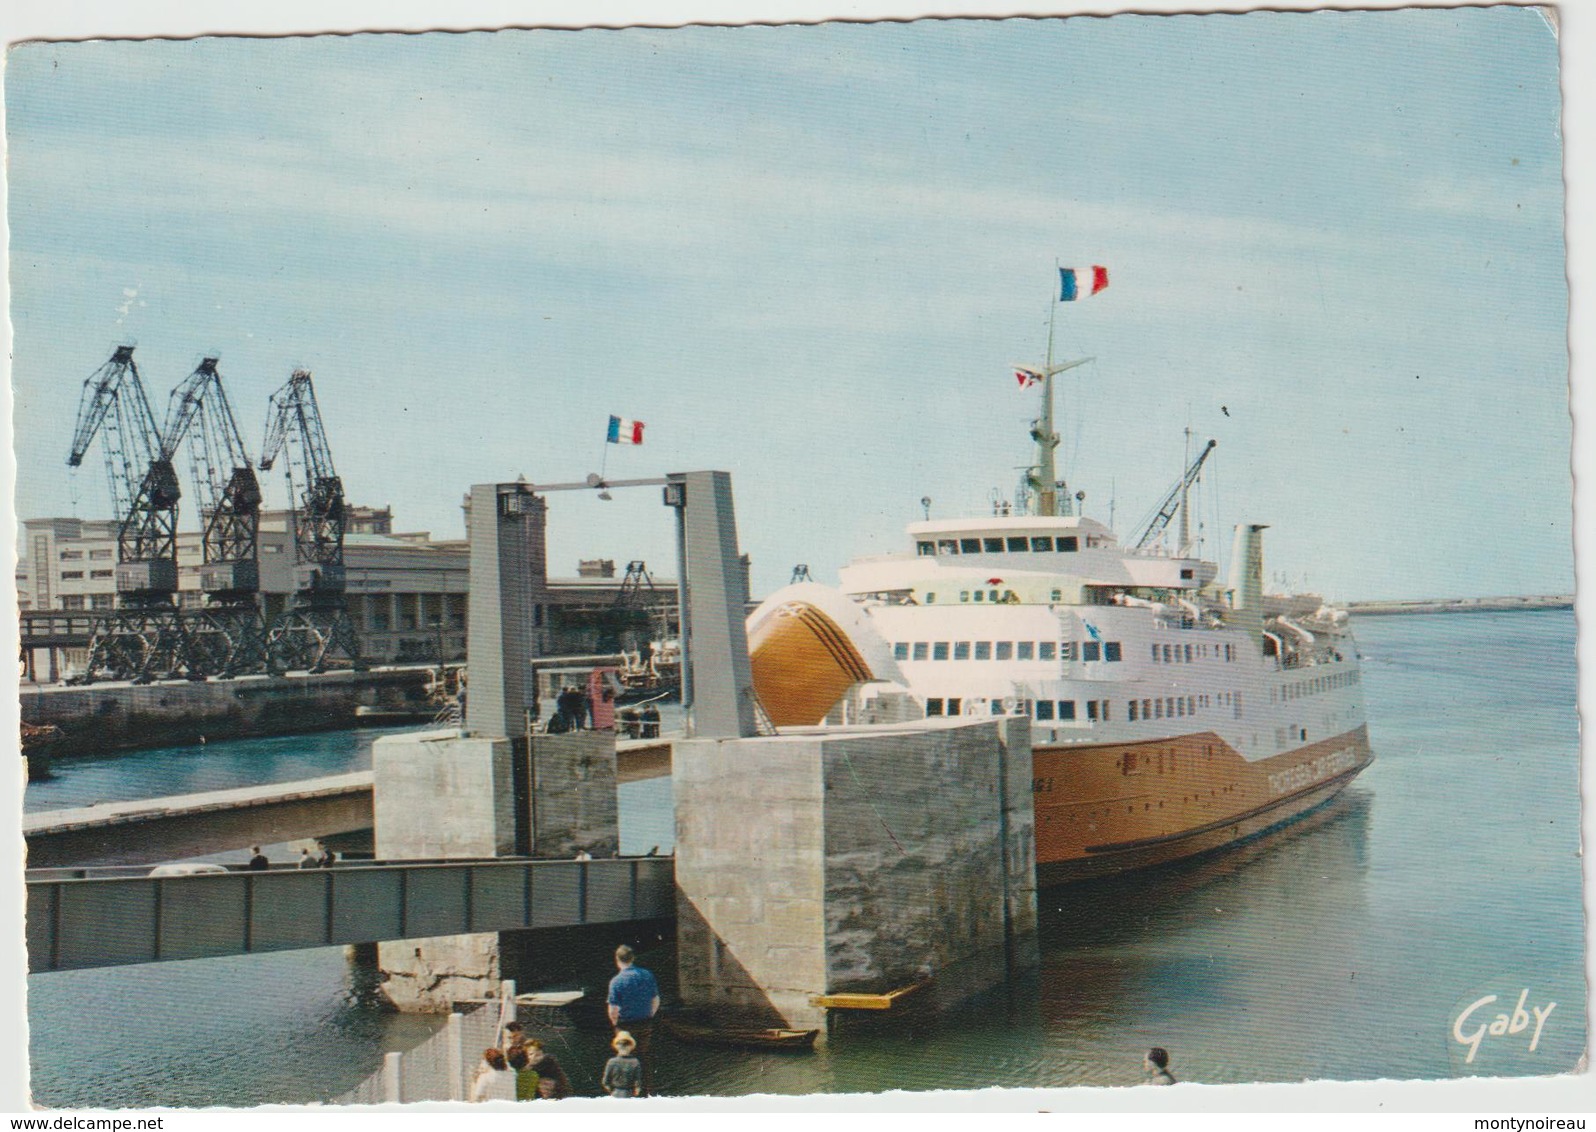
[607,944,659,1095]
[601,1032,642,1098]
[246,846,269,871]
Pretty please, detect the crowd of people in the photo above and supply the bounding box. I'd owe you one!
[470,1024,574,1102]
[469,943,660,1103]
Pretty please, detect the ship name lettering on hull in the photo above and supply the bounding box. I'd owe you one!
[1266,745,1358,796]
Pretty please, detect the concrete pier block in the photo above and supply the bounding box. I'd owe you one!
[372,729,516,859]
[672,716,1037,1031]
[379,932,504,1014]
[527,730,619,859]
[372,729,518,1010]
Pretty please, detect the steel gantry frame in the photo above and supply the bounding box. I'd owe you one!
[163,358,269,676]
[259,369,361,672]
[66,346,188,683]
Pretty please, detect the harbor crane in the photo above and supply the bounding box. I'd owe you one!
[162,358,268,676]
[66,346,188,682]
[259,369,361,672]
[1131,436,1217,553]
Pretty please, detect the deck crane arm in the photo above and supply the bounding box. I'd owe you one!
[1131,438,1217,551]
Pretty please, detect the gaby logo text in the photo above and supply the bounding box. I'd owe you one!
[1452,989,1555,1064]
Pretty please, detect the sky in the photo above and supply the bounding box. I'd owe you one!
[3,5,1571,602]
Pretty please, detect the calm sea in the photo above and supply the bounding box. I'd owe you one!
[23,610,1585,1105]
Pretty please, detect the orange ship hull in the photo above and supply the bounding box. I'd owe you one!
[747,594,1374,885]
[1031,725,1373,886]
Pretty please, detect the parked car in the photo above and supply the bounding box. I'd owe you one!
[148,862,229,877]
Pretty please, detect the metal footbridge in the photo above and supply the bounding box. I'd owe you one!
[26,855,675,973]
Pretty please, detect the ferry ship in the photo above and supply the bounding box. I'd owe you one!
[746,333,1373,886]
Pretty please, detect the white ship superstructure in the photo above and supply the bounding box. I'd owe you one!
[746,301,1372,882]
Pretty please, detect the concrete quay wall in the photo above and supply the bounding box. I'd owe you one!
[673,715,1037,1030]
[20,668,434,758]
[1346,594,1572,616]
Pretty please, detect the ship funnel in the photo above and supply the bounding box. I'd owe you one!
[1227,523,1269,642]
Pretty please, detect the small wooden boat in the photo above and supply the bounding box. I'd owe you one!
[514,990,585,1009]
[659,1017,819,1051]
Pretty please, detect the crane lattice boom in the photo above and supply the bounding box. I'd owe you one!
[164,357,263,598]
[66,345,181,597]
[1132,438,1217,551]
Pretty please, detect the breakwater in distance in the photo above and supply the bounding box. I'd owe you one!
[20,668,436,759]
[1346,593,1571,616]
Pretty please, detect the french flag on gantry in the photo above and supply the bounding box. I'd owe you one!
[1059,266,1110,301]
[606,415,645,445]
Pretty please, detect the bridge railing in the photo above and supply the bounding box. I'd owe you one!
[19,611,98,645]
[27,856,676,973]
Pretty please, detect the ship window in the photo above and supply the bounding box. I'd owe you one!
[972,591,982,602]
[933,642,950,661]
[983,537,1004,553]
[1007,537,1028,552]
[925,593,936,603]
[991,700,1005,715]
[1036,700,1055,721]
[1059,642,1076,661]
[1176,698,1185,717]
[1180,568,1194,579]
[1184,644,1193,663]
[1154,699,1163,719]
[1151,644,1160,662]
[1031,536,1053,552]
[954,642,971,661]
[1143,698,1152,718]
[1059,700,1076,720]
[926,698,944,716]
[989,589,1000,603]
[917,542,936,556]
[960,538,981,554]
[1101,700,1111,722]
[1038,642,1056,661]
[1163,644,1173,663]
[938,539,959,555]
[912,642,929,661]
[1105,642,1122,662]
[894,643,909,661]
[996,641,1014,661]
[974,641,991,661]
[1129,700,1139,721]
[1082,641,1101,662]
[947,698,962,715]
[1087,700,1098,721]
[1123,751,1137,774]
[1058,536,1079,552]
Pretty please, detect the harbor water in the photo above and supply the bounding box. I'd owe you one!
[23,610,1585,1105]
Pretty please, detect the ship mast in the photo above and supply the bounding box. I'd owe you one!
[1027,300,1092,517]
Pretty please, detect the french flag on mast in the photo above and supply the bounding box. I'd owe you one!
[1059,265,1110,301]
[606,415,645,445]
